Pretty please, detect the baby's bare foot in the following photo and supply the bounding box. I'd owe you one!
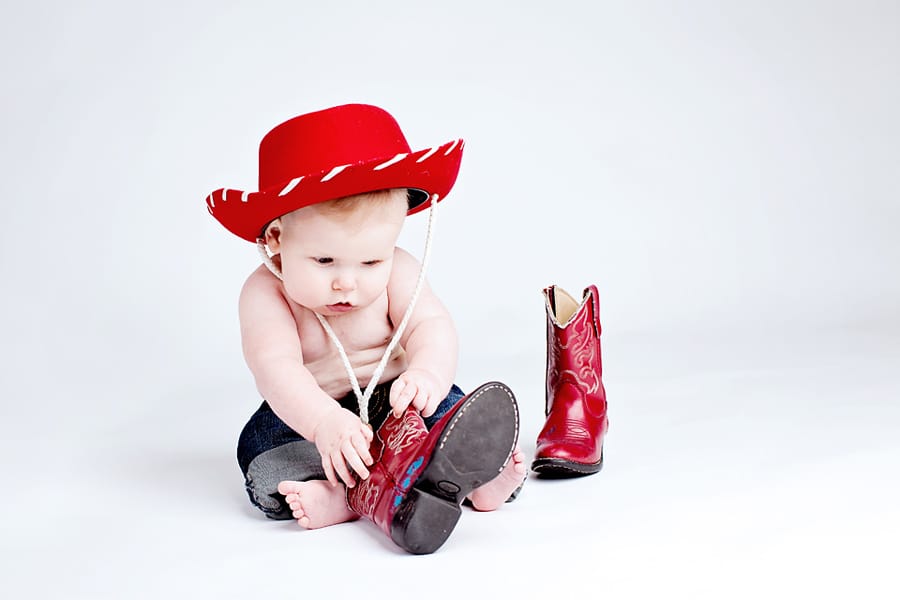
[276,480,359,529]
[468,446,527,512]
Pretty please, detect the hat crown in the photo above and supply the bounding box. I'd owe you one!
[258,104,412,190]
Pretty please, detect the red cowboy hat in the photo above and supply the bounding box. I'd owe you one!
[205,104,464,242]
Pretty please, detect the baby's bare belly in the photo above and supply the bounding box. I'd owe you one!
[299,326,407,400]
[307,345,408,399]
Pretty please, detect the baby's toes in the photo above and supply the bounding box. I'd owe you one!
[277,480,302,496]
[512,448,527,472]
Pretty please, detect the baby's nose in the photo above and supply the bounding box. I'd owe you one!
[332,273,356,291]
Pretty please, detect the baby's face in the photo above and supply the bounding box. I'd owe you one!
[276,200,406,316]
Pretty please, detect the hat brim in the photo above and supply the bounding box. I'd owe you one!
[206,139,463,242]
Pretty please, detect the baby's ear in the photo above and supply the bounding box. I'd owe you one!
[264,219,283,253]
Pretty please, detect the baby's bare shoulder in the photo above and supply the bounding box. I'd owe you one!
[390,246,420,276]
[238,266,304,357]
[387,247,418,297]
[241,264,282,297]
[238,265,292,324]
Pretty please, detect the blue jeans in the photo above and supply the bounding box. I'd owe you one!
[237,380,466,519]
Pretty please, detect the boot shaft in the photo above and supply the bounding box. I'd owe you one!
[544,285,605,414]
[346,407,430,532]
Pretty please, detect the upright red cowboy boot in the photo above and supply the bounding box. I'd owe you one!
[532,285,608,476]
[347,381,519,554]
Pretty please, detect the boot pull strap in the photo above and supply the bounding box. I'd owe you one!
[257,194,438,425]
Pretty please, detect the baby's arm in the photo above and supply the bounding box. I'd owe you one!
[239,267,373,486]
[386,248,459,417]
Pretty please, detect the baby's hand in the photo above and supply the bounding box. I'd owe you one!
[390,369,444,418]
[311,406,374,488]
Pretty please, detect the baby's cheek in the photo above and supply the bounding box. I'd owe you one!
[283,271,319,306]
[365,270,392,296]
[375,266,392,287]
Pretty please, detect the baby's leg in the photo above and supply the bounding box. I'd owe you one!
[277,481,359,529]
[237,401,327,520]
[467,445,527,511]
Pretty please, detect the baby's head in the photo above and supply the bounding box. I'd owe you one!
[263,188,408,315]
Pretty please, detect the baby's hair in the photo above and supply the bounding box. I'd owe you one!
[313,188,408,217]
[263,188,407,238]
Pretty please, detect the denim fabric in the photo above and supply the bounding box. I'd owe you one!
[237,380,466,519]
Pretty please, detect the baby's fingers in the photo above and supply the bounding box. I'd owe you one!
[330,449,355,488]
[411,389,429,414]
[421,395,441,417]
[321,456,338,488]
[390,379,417,417]
[343,441,370,481]
[363,424,374,442]
[352,431,374,466]
[389,378,405,404]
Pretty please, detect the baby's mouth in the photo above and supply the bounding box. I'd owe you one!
[326,302,354,313]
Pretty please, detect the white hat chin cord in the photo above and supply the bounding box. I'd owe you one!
[255,195,438,425]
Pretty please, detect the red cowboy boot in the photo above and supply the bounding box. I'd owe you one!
[347,381,519,554]
[532,285,608,476]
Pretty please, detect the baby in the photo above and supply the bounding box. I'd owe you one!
[207,104,526,549]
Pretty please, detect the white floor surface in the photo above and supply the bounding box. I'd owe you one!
[4,325,897,599]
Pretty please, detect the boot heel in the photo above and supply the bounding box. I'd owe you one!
[390,487,461,555]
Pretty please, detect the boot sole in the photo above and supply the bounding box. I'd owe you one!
[390,381,519,554]
[531,453,604,477]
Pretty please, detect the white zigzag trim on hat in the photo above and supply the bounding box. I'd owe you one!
[373,153,408,171]
[444,139,459,155]
[221,189,229,201]
[416,146,439,163]
[241,191,250,203]
[207,194,215,209]
[279,176,304,196]
[321,164,350,182]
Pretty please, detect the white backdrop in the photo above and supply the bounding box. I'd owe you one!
[2,1,898,598]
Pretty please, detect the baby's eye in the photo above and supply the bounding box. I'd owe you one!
[313,257,333,265]
[362,260,382,266]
